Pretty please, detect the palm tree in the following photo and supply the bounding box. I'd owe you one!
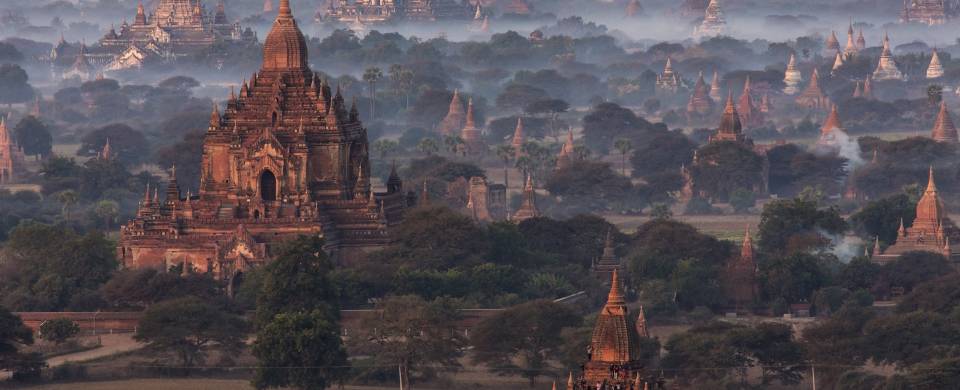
[416,138,439,156]
[443,135,464,155]
[362,67,383,120]
[494,145,515,189]
[94,199,119,229]
[56,190,78,221]
[613,138,633,176]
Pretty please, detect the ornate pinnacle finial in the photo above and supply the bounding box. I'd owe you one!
[566,372,573,390]
[278,0,292,16]
[607,268,625,305]
[927,166,937,193]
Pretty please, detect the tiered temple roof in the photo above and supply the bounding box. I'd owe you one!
[856,28,866,50]
[816,105,847,153]
[783,53,802,95]
[512,175,540,222]
[0,117,26,185]
[795,69,830,110]
[460,98,485,156]
[95,0,254,69]
[693,0,726,38]
[900,0,948,25]
[592,229,621,279]
[931,102,958,143]
[873,33,904,81]
[709,91,748,144]
[655,58,682,93]
[843,22,859,57]
[686,71,714,120]
[438,89,465,136]
[626,0,642,17]
[709,70,723,102]
[832,52,845,75]
[511,117,526,159]
[556,130,576,169]
[825,31,840,55]
[875,167,956,264]
[117,0,405,277]
[927,49,944,79]
[560,270,664,389]
[724,227,757,312]
[737,76,763,128]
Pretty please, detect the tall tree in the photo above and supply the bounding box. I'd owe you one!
[252,236,348,390]
[494,144,515,189]
[363,66,383,120]
[471,300,580,387]
[613,138,633,176]
[0,64,34,106]
[135,296,247,369]
[351,295,465,388]
[12,116,52,158]
[0,306,44,380]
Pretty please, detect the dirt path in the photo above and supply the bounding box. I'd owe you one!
[46,334,143,367]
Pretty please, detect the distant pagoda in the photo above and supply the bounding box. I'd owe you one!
[931,102,958,143]
[556,130,576,170]
[626,0,643,17]
[816,104,847,153]
[795,69,831,110]
[724,227,758,313]
[686,71,714,121]
[592,229,621,280]
[511,117,526,159]
[783,53,802,95]
[438,89,465,136]
[843,22,859,58]
[693,0,727,38]
[874,167,956,264]
[560,270,664,390]
[873,33,904,81]
[460,98,485,156]
[832,52,845,75]
[900,0,948,25]
[737,76,763,128]
[0,117,26,185]
[709,70,723,101]
[927,49,945,79]
[655,57,682,93]
[512,175,540,222]
[709,91,749,144]
[825,31,840,56]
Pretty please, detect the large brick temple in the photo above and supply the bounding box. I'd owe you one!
[118,0,405,280]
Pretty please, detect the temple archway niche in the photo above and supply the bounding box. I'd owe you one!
[260,170,277,201]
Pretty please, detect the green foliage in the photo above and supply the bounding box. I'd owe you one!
[582,102,664,154]
[545,160,642,213]
[253,310,348,390]
[849,193,916,245]
[629,130,696,179]
[78,123,149,165]
[350,296,465,385]
[756,197,846,256]
[471,300,581,386]
[852,137,957,199]
[101,268,220,309]
[690,141,765,201]
[728,188,756,213]
[403,155,485,183]
[0,222,116,311]
[802,304,874,366]
[373,207,488,269]
[135,296,247,368]
[897,274,960,314]
[663,321,803,386]
[760,252,837,304]
[627,218,732,280]
[0,305,45,380]
[254,236,339,329]
[0,63,34,105]
[765,144,848,198]
[39,318,80,345]
[876,251,952,296]
[905,357,960,389]
[12,116,52,158]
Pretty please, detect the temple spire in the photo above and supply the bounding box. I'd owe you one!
[931,101,958,143]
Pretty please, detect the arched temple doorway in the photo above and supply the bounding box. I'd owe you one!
[260,170,277,201]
